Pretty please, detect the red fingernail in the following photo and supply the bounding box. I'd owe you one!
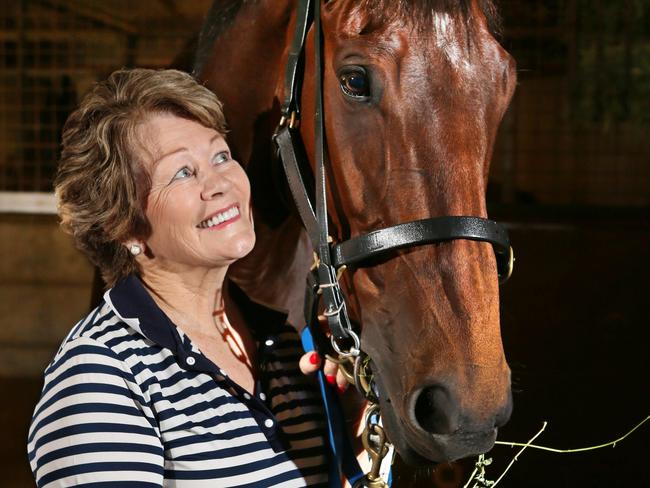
[338,384,347,394]
[326,374,336,385]
[309,352,320,365]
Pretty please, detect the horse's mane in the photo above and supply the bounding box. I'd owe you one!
[193,0,500,74]
[193,0,258,76]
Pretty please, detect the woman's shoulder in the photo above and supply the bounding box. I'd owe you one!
[45,294,159,379]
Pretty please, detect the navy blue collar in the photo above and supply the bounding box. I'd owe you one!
[106,274,288,354]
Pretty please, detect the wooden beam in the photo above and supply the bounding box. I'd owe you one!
[0,192,57,214]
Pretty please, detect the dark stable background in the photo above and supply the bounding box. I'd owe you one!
[488,209,649,488]
[3,0,650,487]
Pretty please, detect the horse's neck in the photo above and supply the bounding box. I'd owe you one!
[230,219,312,328]
[198,0,311,326]
[197,0,294,164]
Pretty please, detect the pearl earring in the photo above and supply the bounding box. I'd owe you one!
[129,244,142,256]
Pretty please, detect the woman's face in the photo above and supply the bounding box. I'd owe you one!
[138,113,255,273]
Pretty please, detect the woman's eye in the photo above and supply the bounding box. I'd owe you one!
[171,166,193,181]
[339,69,370,99]
[212,152,230,165]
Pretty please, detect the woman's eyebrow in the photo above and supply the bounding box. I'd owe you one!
[153,133,224,167]
[153,147,188,167]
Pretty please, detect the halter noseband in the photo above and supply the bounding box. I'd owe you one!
[273,0,514,344]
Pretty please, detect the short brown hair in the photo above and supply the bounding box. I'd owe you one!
[55,68,227,287]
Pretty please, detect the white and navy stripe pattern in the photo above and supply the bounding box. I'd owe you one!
[28,275,329,487]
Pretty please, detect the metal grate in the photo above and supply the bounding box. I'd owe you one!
[0,0,648,206]
[490,0,650,207]
[0,0,208,194]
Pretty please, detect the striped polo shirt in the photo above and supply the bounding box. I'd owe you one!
[27,275,329,487]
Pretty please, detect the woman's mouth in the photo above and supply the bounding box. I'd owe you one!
[197,205,240,229]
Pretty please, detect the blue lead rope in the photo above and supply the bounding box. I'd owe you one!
[301,327,365,487]
[302,328,393,487]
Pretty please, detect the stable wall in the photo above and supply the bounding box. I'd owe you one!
[491,76,650,207]
[0,214,93,377]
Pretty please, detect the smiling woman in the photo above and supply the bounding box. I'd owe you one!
[26,68,330,487]
[138,114,255,278]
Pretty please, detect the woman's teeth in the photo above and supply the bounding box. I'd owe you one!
[199,206,240,228]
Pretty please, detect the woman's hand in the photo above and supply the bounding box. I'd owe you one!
[299,352,349,393]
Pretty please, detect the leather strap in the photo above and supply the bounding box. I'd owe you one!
[274,126,319,244]
[282,0,312,118]
[331,216,510,268]
[312,0,354,340]
[314,0,328,263]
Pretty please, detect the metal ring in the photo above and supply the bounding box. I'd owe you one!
[330,329,360,358]
[354,355,379,402]
[352,478,368,488]
[353,355,367,395]
[365,403,381,428]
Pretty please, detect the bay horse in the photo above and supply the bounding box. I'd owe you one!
[193,0,516,472]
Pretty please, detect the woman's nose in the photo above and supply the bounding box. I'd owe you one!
[200,170,230,201]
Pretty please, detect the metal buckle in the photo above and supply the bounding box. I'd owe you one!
[279,110,299,129]
[317,262,355,341]
[499,246,514,284]
[359,405,391,488]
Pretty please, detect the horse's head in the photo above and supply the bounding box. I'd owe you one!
[194,0,516,466]
[299,0,517,463]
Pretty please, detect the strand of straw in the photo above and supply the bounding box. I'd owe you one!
[462,454,494,488]
[462,423,548,488]
[490,421,547,487]
[495,415,649,453]
[462,414,649,488]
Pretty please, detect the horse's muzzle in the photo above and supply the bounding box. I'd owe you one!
[402,429,499,465]
[377,375,513,464]
[411,384,511,461]
[411,384,513,437]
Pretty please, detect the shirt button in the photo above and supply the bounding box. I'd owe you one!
[259,393,267,401]
[186,356,196,366]
[264,339,274,347]
[264,419,274,428]
[243,393,251,400]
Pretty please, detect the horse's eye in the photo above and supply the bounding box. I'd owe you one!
[339,69,370,99]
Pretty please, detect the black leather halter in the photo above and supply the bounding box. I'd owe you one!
[273,0,514,344]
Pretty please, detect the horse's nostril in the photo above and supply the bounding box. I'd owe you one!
[413,385,460,435]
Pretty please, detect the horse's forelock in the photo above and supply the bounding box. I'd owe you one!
[332,0,501,38]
